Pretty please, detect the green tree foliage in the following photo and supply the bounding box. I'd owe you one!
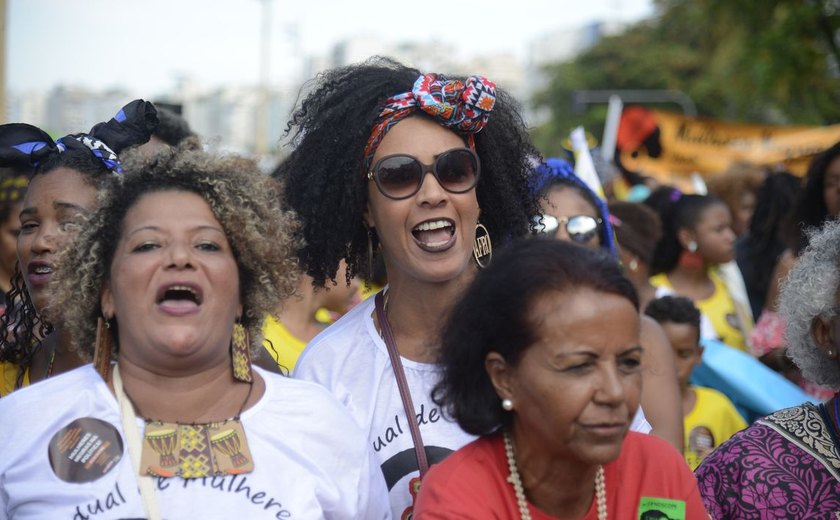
[533,0,840,155]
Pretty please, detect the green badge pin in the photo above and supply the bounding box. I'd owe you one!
[638,497,686,520]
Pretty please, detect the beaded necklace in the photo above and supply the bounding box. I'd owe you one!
[116,365,255,479]
[503,431,606,520]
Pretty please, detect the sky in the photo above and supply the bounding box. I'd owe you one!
[8,0,654,97]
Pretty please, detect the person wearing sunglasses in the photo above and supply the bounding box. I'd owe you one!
[531,158,685,454]
[533,213,603,244]
[275,57,539,518]
[531,158,614,249]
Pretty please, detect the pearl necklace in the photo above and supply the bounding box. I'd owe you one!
[504,431,606,520]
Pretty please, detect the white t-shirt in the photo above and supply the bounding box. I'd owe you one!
[0,365,390,520]
[294,296,476,519]
[294,295,651,518]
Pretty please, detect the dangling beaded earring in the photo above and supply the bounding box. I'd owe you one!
[231,322,253,383]
[93,316,114,382]
[473,222,493,268]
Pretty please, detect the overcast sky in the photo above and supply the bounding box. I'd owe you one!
[8,0,654,97]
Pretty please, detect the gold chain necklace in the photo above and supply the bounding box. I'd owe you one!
[503,431,606,520]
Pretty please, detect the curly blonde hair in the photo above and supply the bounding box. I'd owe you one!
[48,146,301,358]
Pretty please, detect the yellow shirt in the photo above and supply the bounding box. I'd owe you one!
[0,361,28,397]
[261,315,307,375]
[684,386,748,469]
[650,270,752,352]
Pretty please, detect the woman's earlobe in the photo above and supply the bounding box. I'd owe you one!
[362,202,375,229]
[810,316,837,359]
[485,352,513,401]
[676,228,695,250]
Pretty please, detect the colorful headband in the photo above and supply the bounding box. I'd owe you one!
[363,73,497,169]
[0,99,158,175]
[532,157,617,256]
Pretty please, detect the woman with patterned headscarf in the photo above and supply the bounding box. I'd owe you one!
[277,56,539,517]
[0,100,158,396]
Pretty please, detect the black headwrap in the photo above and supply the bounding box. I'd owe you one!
[0,99,158,174]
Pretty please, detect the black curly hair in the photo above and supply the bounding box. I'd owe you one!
[0,149,113,387]
[153,106,196,146]
[644,295,701,332]
[787,141,840,255]
[432,238,638,435]
[644,187,727,275]
[275,56,541,286]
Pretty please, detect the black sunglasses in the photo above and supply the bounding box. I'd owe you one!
[533,214,602,243]
[367,148,480,200]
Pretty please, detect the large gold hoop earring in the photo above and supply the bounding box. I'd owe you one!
[473,223,492,268]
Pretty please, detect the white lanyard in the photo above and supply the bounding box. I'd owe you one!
[112,365,163,520]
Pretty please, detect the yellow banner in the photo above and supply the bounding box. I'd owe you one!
[616,108,840,186]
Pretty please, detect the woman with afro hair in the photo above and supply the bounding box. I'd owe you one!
[277,57,540,517]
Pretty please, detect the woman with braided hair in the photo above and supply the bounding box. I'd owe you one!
[278,57,539,517]
[0,100,158,396]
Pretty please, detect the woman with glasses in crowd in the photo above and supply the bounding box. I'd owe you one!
[530,158,683,452]
[277,57,539,517]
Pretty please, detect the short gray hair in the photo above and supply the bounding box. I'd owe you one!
[779,219,840,389]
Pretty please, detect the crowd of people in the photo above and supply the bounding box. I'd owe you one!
[0,56,838,519]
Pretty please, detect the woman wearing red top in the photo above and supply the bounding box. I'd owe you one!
[414,239,708,519]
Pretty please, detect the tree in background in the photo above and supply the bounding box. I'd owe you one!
[533,0,840,157]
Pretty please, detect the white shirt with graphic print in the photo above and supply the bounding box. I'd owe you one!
[0,365,390,520]
[294,295,476,519]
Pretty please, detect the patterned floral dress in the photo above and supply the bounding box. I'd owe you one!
[695,403,840,519]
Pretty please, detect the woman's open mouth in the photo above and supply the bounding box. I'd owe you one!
[412,219,456,252]
[155,283,203,315]
[26,261,53,287]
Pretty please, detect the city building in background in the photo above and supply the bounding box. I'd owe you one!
[4,20,616,167]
